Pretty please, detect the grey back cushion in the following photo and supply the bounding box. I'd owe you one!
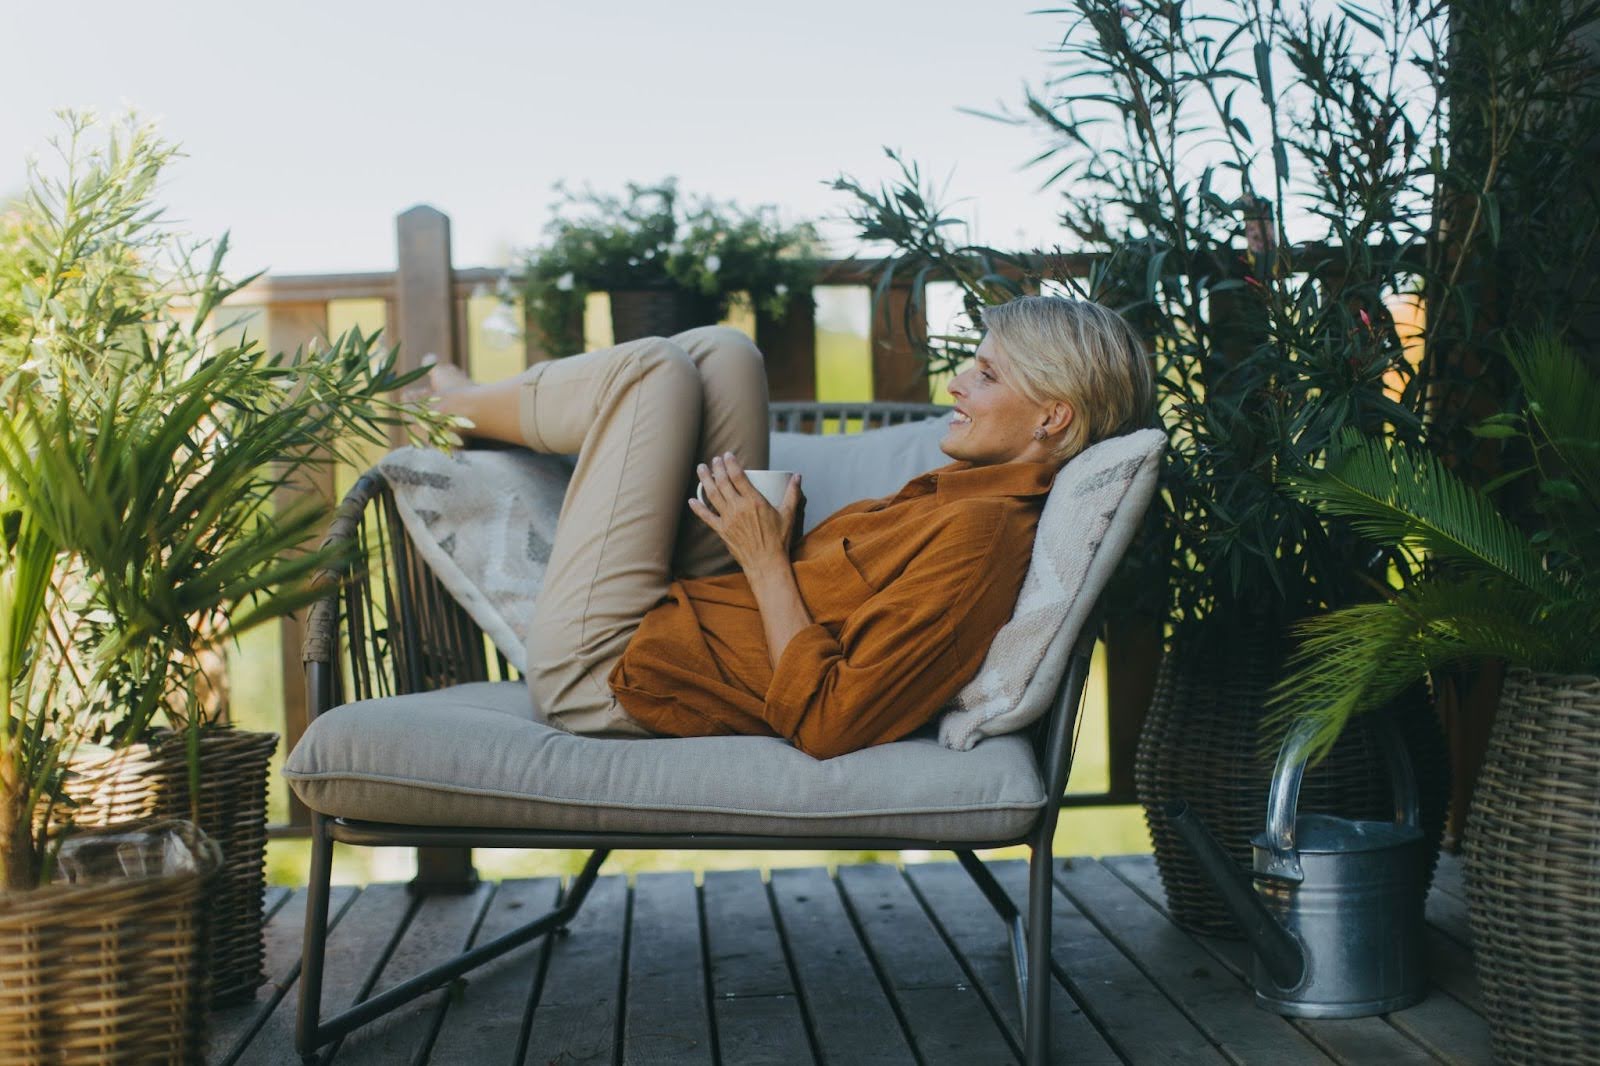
[769,417,951,532]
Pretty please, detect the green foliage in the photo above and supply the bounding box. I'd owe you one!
[1417,0,1600,460]
[0,111,456,888]
[831,151,1035,377]
[836,0,1599,649]
[1271,336,1600,762]
[836,1,1459,638]
[520,180,821,354]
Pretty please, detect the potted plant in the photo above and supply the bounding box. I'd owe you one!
[519,179,819,354]
[0,110,454,1037]
[832,1,1478,933]
[1270,334,1599,1062]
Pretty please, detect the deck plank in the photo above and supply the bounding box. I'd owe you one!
[1105,856,1440,1066]
[333,881,494,1064]
[523,873,628,1066]
[262,885,292,921]
[769,866,917,1064]
[1424,927,1481,1011]
[425,877,561,1064]
[836,863,1019,1066]
[714,995,818,1066]
[989,859,1229,1065]
[1431,850,1468,902]
[904,860,1118,1064]
[1055,857,1334,1065]
[1426,879,1475,950]
[208,885,355,1066]
[703,868,815,1064]
[622,872,714,1066]
[237,883,414,1066]
[210,856,1495,1066]
[1385,991,1495,1066]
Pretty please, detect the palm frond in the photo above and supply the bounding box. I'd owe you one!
[1507,332,1600,522]
[1283,432,1562,599]
[1269,577,1582,762]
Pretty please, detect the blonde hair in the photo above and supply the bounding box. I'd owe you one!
[980,296,1155,462]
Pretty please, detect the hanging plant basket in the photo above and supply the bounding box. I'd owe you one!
[1465,669,1600,1064]
[0,820,219,1065]
[608,288,722,344]
[62,726,279,1005]
[1135,631,1450,936]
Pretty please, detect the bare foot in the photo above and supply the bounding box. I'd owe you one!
[427,359,473,397]
[401,354,473,406]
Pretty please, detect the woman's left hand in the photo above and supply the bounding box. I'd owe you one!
[688,452,802,574]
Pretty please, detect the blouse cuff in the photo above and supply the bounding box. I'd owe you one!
[763,623,841,739]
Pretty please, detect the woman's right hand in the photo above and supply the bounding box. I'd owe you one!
[689,454,804,571]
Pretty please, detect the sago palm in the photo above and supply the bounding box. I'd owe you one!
[1269,334,1600,760]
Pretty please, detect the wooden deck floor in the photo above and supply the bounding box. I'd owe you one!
[208,852,1490,1065]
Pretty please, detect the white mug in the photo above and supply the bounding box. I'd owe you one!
[696,468,796,511]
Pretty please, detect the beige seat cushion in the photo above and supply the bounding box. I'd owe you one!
[284,681,1046,841]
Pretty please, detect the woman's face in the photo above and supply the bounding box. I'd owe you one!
[940,334,1058,466]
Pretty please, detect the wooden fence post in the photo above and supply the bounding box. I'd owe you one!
[394,205,478,892]
[870,283,931,403]
[393,206,461,443]
[757,292,817,402]
[268,301,333,829]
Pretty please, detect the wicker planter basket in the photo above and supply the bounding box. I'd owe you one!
[608,288,721,343]
[1135,633,1449,936]
[0,820,219,1065]
[1464,669,1600,1064]
[62,727,278,1005]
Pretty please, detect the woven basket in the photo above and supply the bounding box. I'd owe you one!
[62,727,278,1005]
[1464,669,1600,1064]
[0,820,219,1065]
[1135,632,1450,936]
[608,288,721,343]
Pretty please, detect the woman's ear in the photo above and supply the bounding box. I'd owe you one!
[1043,400,1074,437]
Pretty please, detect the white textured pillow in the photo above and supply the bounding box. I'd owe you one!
[378,447,573,674]
[938,429,1165,750]
[770,417,950,532]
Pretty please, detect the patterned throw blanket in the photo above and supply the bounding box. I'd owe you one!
[379,426,1164,750]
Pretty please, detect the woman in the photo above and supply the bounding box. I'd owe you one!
[426,295,1153,758]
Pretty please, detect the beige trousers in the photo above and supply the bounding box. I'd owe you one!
[515,325,769,735]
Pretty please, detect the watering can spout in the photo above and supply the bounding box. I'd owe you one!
[1165,800,1306,991]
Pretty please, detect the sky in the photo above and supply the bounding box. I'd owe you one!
[2,0,1085,278]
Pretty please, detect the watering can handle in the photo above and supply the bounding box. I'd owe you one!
[1262,715,1421,883]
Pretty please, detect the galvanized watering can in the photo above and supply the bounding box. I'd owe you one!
[1167,715,1428,1018]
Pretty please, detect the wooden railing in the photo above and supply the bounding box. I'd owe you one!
[251,205,1155,835]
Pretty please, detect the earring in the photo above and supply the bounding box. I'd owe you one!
[1032,427,1047,441]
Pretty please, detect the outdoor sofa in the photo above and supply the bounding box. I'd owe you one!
[283,400,1164,1064]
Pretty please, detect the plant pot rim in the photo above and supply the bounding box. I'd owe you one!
[1505,666,1600,685]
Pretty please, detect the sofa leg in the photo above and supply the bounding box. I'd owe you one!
[1024,838,1054,1066]
[411,845,478,895]
[296,814,336,1060]
[296,842,610,1056]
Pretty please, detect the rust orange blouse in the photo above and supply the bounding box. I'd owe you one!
[608,460,1054,759]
